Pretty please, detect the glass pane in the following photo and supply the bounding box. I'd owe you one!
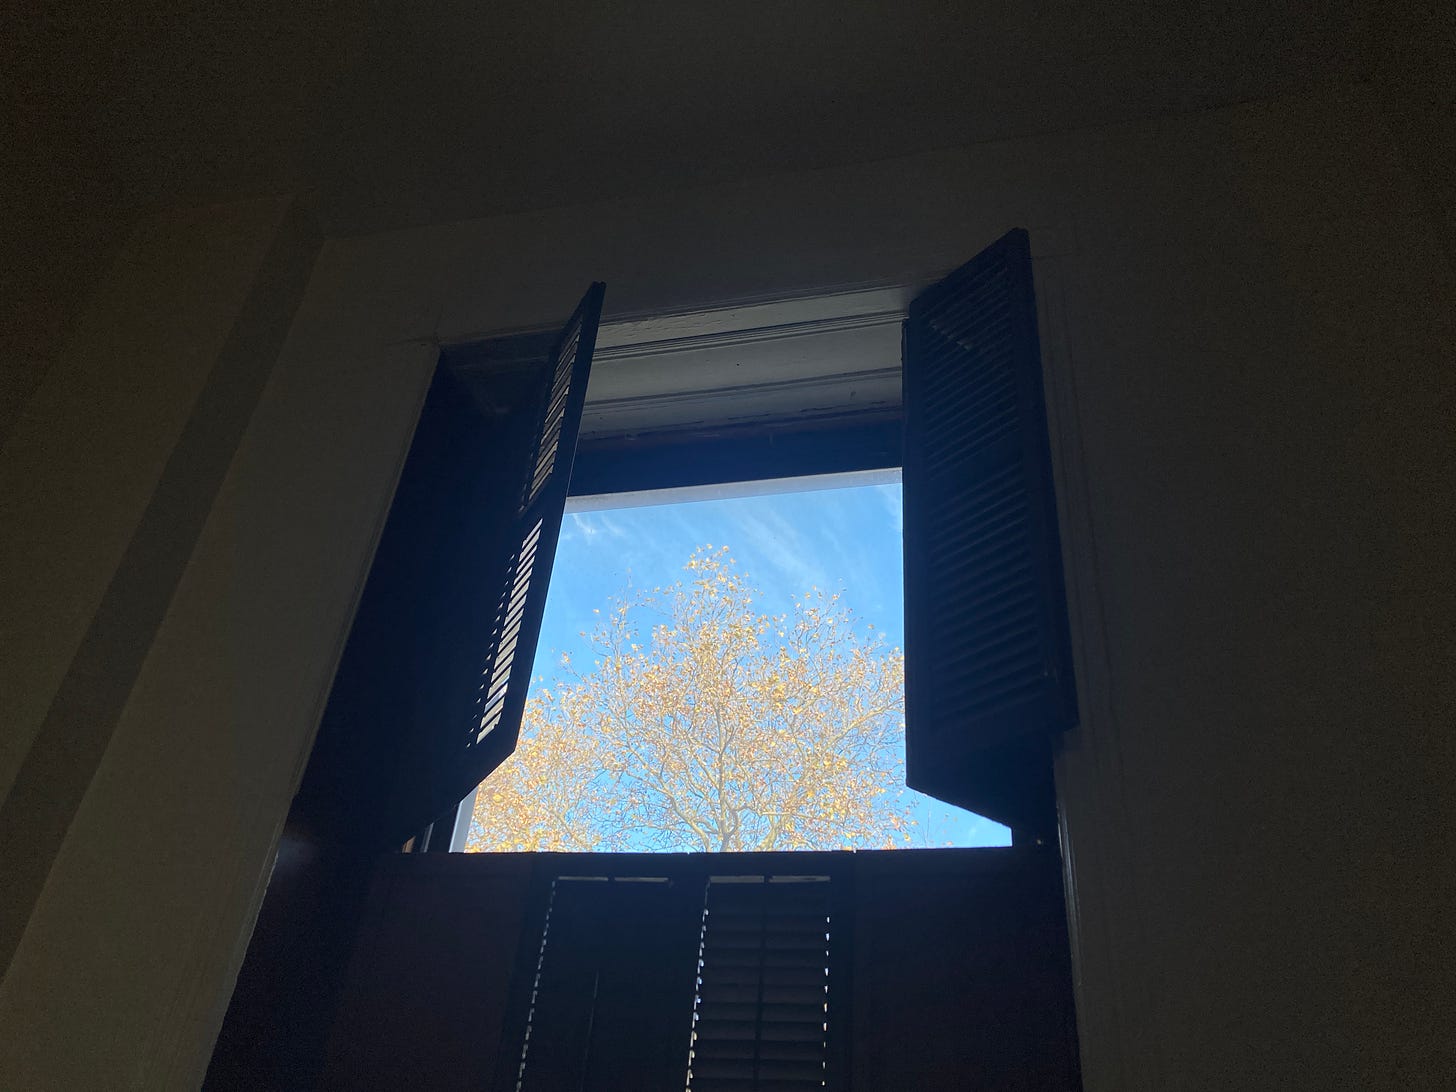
[462,475,1010,852]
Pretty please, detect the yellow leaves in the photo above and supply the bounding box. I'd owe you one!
[461,542,912,854]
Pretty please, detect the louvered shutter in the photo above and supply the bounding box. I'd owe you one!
[902,229,1076,838]
[506,877,702,1092]
[688,878,835,1092]
[386,283,605,843]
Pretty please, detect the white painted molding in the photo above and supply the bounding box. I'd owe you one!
[568,466,902,513]
[581,284,912,438]
[593,284,914,358]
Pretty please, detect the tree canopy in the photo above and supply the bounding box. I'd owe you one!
[466,546,918,852]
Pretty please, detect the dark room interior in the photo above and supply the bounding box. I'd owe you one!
[2,2,1453,1089]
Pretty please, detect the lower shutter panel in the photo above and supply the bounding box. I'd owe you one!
[508,877,701,1092]
[689,879,833,1092]
[513,881,601,1092]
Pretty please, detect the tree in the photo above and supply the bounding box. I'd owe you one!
[466,546,917,852]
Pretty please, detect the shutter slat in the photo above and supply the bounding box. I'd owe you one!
[692,1041,758,1061]
[903,229,1076,838]
[693,1058,758,1079]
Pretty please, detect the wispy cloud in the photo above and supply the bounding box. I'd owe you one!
[571,510,632,541]
[730,507,822,594]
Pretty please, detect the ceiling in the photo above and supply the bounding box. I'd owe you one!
[9,0,1382,237]
[2,0,1401,435]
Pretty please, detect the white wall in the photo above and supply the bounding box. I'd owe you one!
[1044,96,1456,1088]
[0,199,292,804]
[1,86,1451,1089]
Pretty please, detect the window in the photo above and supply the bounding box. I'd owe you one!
[271,230,1082,1092]
[323,228,1074,856]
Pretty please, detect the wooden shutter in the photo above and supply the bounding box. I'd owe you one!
[902,229,1075,837]
[849,849,1081,1091]
[384,283,605,843]
[688,878,835,1092]
[505,877,702,1092]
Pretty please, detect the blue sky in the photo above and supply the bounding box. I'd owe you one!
[522,475,1010,849]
